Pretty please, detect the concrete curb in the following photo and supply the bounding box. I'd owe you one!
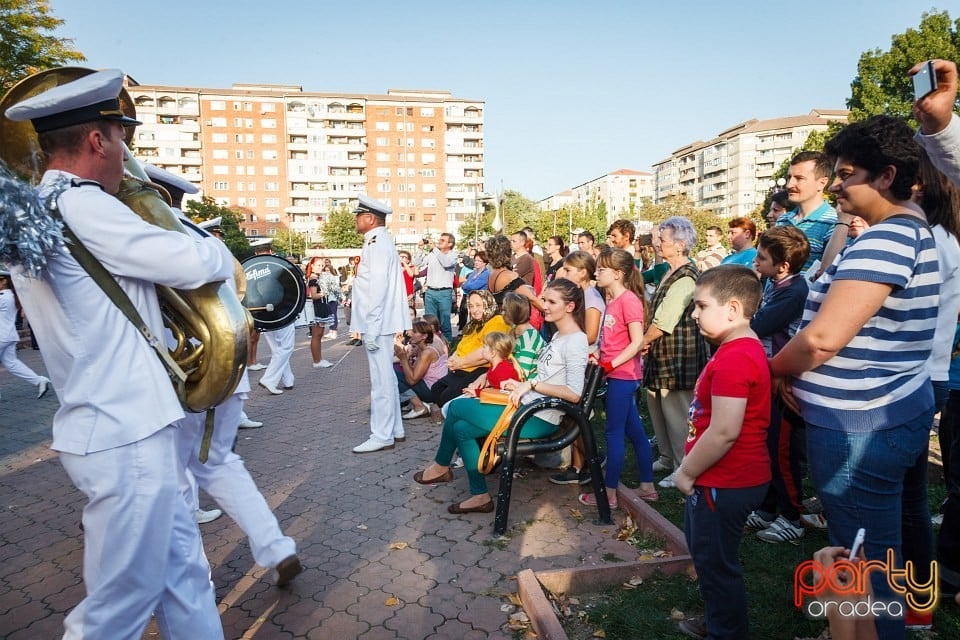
[518,485,694,638]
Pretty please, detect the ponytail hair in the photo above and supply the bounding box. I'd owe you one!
[544,277,586,333]
[597,247,649,325]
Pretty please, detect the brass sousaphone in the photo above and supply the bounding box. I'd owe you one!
[0,67,251,412]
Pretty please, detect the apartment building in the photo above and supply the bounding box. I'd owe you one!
[126,79,484,244]
[537,169,654,221]
[651,109,848,217]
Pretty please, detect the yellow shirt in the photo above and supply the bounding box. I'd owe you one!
[456,314,510,372]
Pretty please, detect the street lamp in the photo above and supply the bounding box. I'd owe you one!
[474,192,497,246]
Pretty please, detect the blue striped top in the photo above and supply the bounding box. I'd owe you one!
[794,215,939,432]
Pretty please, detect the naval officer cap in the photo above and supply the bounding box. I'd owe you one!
[4,69,142,133]
[198,217,223,233]
[249,238,273,249]
[353,194,392,218]
[143,163,199,195]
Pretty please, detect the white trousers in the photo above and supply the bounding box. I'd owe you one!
[60,426,223,640]
[176,395,296,568]
[366,334,404,443]
[0,340,41,386]
[260,324,295,389]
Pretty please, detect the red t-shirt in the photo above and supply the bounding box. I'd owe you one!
[402,269,414,296]
[599,290,644,381]
[483,359,520,392]
[685,337,771,488]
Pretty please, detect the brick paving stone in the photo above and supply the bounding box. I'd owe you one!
[0,337,641,638]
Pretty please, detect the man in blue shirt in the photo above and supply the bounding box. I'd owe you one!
[777,151,838,272]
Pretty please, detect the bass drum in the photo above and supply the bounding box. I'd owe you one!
[241,255,307,332]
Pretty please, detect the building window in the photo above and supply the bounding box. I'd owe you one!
[212,150,228,159]
[266,198,280,207]
[421,107,434,117]
[424,198,436,208]
[213,181,228,190]
[264,182,279,191]
[262,150,278,160]
[376,152,390,161]
[263,166,279,176]
[210,117,226,127]
[376,137,389,146]
[421,169,436,177]
[262,118,277,129]
[211,133,227,143]
[421,153,435,163]
[210,101,225,110]
[375,122,389,131]
[261,103,275,113]
[261,134,277,143]
[213,165,228,175]
[376,167,390,177]
[248,199,257,207]
[234,118,243,127]
[233,101,241,110]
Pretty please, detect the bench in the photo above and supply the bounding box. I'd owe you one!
[492,362,613,536]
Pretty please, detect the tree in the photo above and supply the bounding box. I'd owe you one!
[848,10,960,127]
[0,0,85,96]
[636,195,742,253]
[184,196,251,260]
[320,206,363,248]
[272,228,306,259]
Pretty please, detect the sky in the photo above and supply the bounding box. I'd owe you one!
[48,0,945,201]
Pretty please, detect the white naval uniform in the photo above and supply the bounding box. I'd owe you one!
[350,226,411,443]
[176,371,297,569]
[11,171,233,640]
[0,289,44,387]
[260,322,296,389]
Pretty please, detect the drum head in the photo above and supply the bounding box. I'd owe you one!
[241,255,306,331]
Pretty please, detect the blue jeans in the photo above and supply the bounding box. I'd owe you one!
[807,407,934,640]
[394,368,433,404]
[603,378,653,488]
[423,288,453,343]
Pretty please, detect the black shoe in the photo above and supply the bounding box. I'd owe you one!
[678,616,707,640]
[549,467,582,485]
[276,554,303,587]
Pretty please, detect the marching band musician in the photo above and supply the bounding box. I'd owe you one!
[4,69,229,638]
[138,167,303,587]
[249,237,298,395]
[351,195,412,453]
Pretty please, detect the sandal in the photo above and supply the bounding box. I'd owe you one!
[578,492,618,510]
[638,491,659,502]
[413,468,452,485]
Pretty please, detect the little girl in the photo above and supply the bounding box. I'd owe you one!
[580,248,656,508]
[464,331,520,398]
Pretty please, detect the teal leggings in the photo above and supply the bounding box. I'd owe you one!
[435,396,558,495]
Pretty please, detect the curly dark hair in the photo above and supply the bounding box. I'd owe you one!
[823,115,920,201]
[484,235,513,269]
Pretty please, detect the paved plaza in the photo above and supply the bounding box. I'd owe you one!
[0,331,633,639]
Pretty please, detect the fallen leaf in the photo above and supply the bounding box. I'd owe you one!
[592,630,606,638]
[356,524,368,530]
[622,582,638,590]
[671,608,684,621]
[385,597,400,606]
[389,542,408,550]
[510,611,530,624]
[500,603,515,613]
[508,593,523,606]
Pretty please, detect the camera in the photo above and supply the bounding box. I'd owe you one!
[402,330,411,345]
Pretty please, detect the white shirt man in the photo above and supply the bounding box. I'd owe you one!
[351,195,412,453]
[5,69,228,638]
[420,232,458,342]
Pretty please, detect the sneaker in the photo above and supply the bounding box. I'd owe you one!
[658,471,676,489]
[549,467,582,485]
[745,510,776,530]
[677,616,707,640]
[756,516,805,544]
[313,359,334,368]
[247,363,266,371]
[800,513,828,529]
[905,609,933,630]
[322,332,337,340]
[652,459,673,473]
[195,508,222,524]
[932,513,944,526]
[451,456,464,470]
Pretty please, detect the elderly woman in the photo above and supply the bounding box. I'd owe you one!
[643,216,709,488]
[771,116,938,640]
[428,289,510,411]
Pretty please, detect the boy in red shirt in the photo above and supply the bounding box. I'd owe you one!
[675,264,771,640]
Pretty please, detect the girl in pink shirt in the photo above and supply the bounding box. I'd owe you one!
[580,248,656,508]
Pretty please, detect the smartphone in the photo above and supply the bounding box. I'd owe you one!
[848,527,866,561]
[913,60,938,101]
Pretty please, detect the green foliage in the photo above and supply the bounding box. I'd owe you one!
[848,10,960,127]
[184,196,251,260]
[637,195,742,253]
[0,0,85,96]
[271,228,306,260]
[320,206,364,248]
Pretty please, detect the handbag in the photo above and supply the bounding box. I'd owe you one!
[478,388,510,405]
[477,355,526,473]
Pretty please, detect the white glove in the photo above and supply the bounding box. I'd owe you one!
[363,334,379,352]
